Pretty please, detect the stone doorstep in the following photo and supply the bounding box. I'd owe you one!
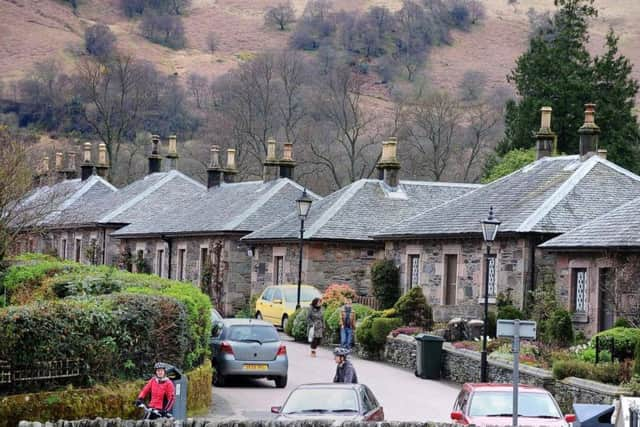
[562,377,633,396]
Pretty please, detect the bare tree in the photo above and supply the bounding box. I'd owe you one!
[265,1,296,31]
[85,24,117,60]
[461,101,501,181]
[458,70,488,101]
[205,31,219,53]
[403,90,462,181]
[75,55,157,181]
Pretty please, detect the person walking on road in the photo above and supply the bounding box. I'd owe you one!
[333,347,358,383]
[307,297,324,357]
[339,298,356,349]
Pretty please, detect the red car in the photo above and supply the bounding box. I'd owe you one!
[450,383,576,426]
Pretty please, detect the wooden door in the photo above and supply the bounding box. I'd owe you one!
[445,254,458,305]
[599,268,615,331]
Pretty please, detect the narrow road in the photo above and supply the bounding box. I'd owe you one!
[205,337,460,422]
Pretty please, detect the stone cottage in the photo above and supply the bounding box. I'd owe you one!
[374,106,640,322]
[540,195,640,335]
[242,138,481,296]
[111,139,320,314]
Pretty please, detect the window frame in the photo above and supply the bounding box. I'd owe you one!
[274,256,284,285]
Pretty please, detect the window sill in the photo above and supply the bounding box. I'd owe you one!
[572,312,589,323]
[477,297,496,305]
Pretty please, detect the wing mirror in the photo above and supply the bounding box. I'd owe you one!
[271,406,282,414]
[272,299,283,304]
[565,414,576,423]
[451,411,464,421]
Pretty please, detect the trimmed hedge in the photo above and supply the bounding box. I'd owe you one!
[0,361,212,427]
[592,327,640,359]
[552,359,621,384]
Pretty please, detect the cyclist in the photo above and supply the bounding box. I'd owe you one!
[332,347,358,384]
[134,362,175,419]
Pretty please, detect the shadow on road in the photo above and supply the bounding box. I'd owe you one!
[214,376,276,389]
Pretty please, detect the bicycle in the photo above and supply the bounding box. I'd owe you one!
[137,402,174,420]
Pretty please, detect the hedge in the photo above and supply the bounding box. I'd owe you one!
[591,327,640,359]
[552,359,621,384]
[291,307,310,342]
[0,360,212,427]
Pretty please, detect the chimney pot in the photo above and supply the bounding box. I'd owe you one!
[148,134,163,174]
[83,143,92,163]
[68,152,76,170]
[282,142,293,162]
[168,135,177,156]
[579,103,600,160]
[376,138,401,188]
[209,145,221,168]
[207,145,224,188]
[535,106,555,160]
[263,138,281,182]
[597,148,607,160]
[266,138,277,160]
[42,156,50,174]
[223,148,238,183]
[97,143,108,166]
[55,152,63,170]
[279,142,296,179]
[540,106,552,132]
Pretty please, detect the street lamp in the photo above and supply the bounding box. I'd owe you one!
[480,206,501,383]
[295,188,313,309]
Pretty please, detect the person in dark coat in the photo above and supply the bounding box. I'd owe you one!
[307,297,324,357]
[333,347,358,384]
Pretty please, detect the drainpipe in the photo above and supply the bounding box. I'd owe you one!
[102,228,107,265]
[526,235,536,312]
[162,235,173,279]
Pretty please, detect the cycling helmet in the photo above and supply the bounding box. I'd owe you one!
[154,362,169,370]
[333,347,350,357]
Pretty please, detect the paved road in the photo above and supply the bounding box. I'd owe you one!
[205,337,460,422]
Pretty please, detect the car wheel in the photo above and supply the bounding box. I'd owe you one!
[275,375,287,388]
[256,312,263,320]
[214,371,227,387]
[281,315,288,331]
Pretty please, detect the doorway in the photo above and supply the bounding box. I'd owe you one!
[598,268,615,331]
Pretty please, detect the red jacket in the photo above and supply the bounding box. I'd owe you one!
[138,377,175,411]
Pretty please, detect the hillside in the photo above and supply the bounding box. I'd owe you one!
[1,0,640,102]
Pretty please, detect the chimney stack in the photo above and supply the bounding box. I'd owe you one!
[535,106,555,160]
[279,142,296,179]
[81,142,94,181]
[597,148,607,160]
[55,152,65,182]
[263,138,280,182]
[148,134,162,174]
[166,134,179,170]
[96,143,110,179]
[207,145,223,189]
[64,152,78,180]
[223,148,238,183]
[579,103,600,160]
[34,156,50,186]
[376,137,401,188]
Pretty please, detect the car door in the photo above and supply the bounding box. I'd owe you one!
[270,288,284,326]
[256,287,274,321]
[362,386,384,421]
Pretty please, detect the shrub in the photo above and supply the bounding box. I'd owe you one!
[355,312,380,352]
[264,1,296,30]
[393,287,433,328]
[545,308,574,346]
[577,347,612,363]
[497,305,524,320]
[285,307,301,336]
[615,318,632,328]
[140,13,186,49]
[552,359,621,384]
[370,259,400,309]
[291,307,310,341]
[325,303,375,335]
[593,327,640,360]
[322,283,356,306]
[370,317,403,347]
[85,24,116,59]
[635,339,640,377]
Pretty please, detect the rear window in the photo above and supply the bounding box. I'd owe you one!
[468,391,561,418]
[227,325,279,343]
[284,287,321,302]
[282,388,359,414]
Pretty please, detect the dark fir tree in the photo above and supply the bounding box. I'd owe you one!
[503,0,640,171]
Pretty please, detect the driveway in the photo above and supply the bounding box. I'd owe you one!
[205,336,460,422]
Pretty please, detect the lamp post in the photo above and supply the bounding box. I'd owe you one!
[480,206,501,383]
[295,188,313,309]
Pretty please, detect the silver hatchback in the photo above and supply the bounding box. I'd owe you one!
[211,318,288,388]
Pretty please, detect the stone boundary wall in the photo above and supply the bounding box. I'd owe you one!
[18,419,457,427]
[382,335,631,412]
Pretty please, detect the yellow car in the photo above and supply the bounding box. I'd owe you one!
[255,285,322,330]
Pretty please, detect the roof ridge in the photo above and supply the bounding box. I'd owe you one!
[398,180,482,188]
[224,179,290,230]
[279,178,322,200]
[99,173,178,223]
[167,169,206,189]
[595,156,640,182]
[303,180,367,238]
[57,176,103,212]
[93,175,118,191]
[517,156,599,232]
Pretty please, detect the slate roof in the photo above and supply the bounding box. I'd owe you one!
[540,195,640,250]
[242,179,480,242]
[111,178,318,237]
[374,155,640,239]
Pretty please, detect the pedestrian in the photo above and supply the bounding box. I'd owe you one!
[333,347,358,383]
[339,297,356,349]
[307,297,324,357]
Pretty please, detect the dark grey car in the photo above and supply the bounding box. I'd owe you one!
[211,318,288,388]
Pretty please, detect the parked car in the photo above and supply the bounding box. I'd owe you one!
[210,308,224,338]
[211,318,288,388]
[271,383,384,421]
[450,383,576,426]
[255,284,322,329]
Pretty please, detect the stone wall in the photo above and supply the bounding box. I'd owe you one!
[31,227,121,266]
[18,420,456,427]
[251,241,384,296]
[381,336,630,412]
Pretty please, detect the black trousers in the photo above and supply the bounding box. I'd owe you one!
[310,337,321,350]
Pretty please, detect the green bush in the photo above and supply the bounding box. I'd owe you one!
[592,327,640,359]
[577,347,612,363]
[615,317,632,328]
[285,308,300,336]
[393,287,433,328]
[545,308,574,346]
[370,317,403,347]
[355,312,381,352]
[370,259,400,309]
[497,305,524,320]
[487,311,497,337]
[291,307,310,341]
[552,359,621,384]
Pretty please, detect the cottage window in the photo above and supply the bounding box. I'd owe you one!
[487,255,497,298]
[274,256,284,285]
[408,255,420,289]
[60,239,67,260]
[572,268,588,313]
[178,248,186,281]
[156,249,164,278]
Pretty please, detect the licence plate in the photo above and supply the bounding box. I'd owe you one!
[243,364,268,370]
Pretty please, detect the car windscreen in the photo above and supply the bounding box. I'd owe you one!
[468,391,562,418]
[282,388,359,414]
[284,287,321,302]
[227,325,280,343]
